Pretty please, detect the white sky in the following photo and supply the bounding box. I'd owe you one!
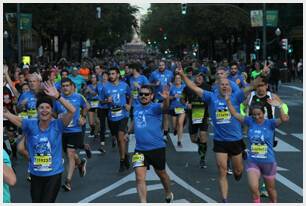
[130,2,151,17]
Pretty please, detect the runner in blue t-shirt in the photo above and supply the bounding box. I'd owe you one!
[53,78,89,192]
[96,72,110,153]
[169,74,186,147]
[3,150,16,203]
[128,63,149,135]
[149,60,174,140]
[227,62,248,88]
[4,81,76,202]
[132,85,174,203]
[103,67,131,172]
[177,66,262,203]
[225,93,289,203]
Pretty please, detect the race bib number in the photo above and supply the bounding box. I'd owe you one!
[132,90,139,99]
[174,107,185,115]
[33,154,52,172]
[132,153,145,168]
[28,109,37,118]
[251,144,268,159]
[192,107,205,124]
[216,110,231,124]
[111,108,123,118]
[90,100,99,108]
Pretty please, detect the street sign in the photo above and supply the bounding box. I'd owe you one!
[19,13,32,30]
[251,10,278,27]
[266,10,278,27]
[250,10,263,27]
[22,56,31,65]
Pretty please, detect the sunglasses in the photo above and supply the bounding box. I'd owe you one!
[139,92,151,97]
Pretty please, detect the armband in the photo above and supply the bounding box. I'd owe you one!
[240,103,246,116]
[280,103,288,115]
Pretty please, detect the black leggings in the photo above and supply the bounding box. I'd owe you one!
[98,108,108,142]
[30,173,62,203]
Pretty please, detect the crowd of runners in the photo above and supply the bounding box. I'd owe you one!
[3,56,292,203]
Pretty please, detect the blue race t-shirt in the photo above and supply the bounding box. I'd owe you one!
[149,69,173,101]
[103,81,130,121]
[227,74,248,88]
[3,150,12,203]
[97,82,108,109]
[169,84,186,111]
[129,75,149,106]
[133,103,166,151]
[244,117,277,163]
[22,118,64,176]
[17,91,38,119]
[202,90,244,141]
[54,93,87,133]
[87,84,100,109]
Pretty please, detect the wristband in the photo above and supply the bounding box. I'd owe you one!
[240,103,246,117]
[280,103,289,115]
[56,94,61,100]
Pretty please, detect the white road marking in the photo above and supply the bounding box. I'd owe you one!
[275,128,287,136]
[281,85,303,92]
[173,199,190,203]
[117,184,163,196]
[78,164,216,203]
[276,173,303,196]
[291,133,303,140]
[169,133,198,152]
[277,166,289,171]
[274,137,300,152]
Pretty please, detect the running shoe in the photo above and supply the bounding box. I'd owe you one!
[260,183,269,197]
[63,180,72,192]
[26,173,31,182]
[227,168,233,175]
[84,144,92,159]
[177,141,182,147]
[112,138,116,148]
[98,146,106,154]
[119,160,125,172]
[124,154,130,169]
[165,192,174,203]
[78,158,87,177]
[173,130,177,136]
[200,159,207,169]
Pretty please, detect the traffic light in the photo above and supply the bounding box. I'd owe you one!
[181,3,187,15]
[281,38,288,50]
[254,39,261,50]
[288,44,293,53]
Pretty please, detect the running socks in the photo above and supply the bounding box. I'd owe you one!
[198,142,207,160]
[253,197,261,203]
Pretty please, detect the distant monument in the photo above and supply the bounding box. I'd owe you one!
[123,27,146,54]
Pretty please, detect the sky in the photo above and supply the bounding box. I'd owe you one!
[131,2,150,18]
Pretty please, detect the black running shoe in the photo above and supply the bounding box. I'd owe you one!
[112,138,116,148]
[177,141,182,147]
[200,159,207,169]
[119,160,125,172]
[165,192,174,203]
[173,130,177,136]
[62,180,72,192]
[124,154,130,169]
[98,146,106,154]
[84,146,92,159]
[78,158,87,177]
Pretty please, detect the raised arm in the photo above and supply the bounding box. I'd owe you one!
[43,81,76,127]
[4,65,20,98]
[160,86,170,112]
[176,67,203,98]
[267,97,289,126]
[3,107,22,128]
[225,91,245,123]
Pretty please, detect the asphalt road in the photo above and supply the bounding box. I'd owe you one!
[10,82,303,203]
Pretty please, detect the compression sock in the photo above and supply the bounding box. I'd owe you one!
[198,143,207,160]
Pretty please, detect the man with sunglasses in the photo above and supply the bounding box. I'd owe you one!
[132,85,174,203]
[103,67,131,172]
